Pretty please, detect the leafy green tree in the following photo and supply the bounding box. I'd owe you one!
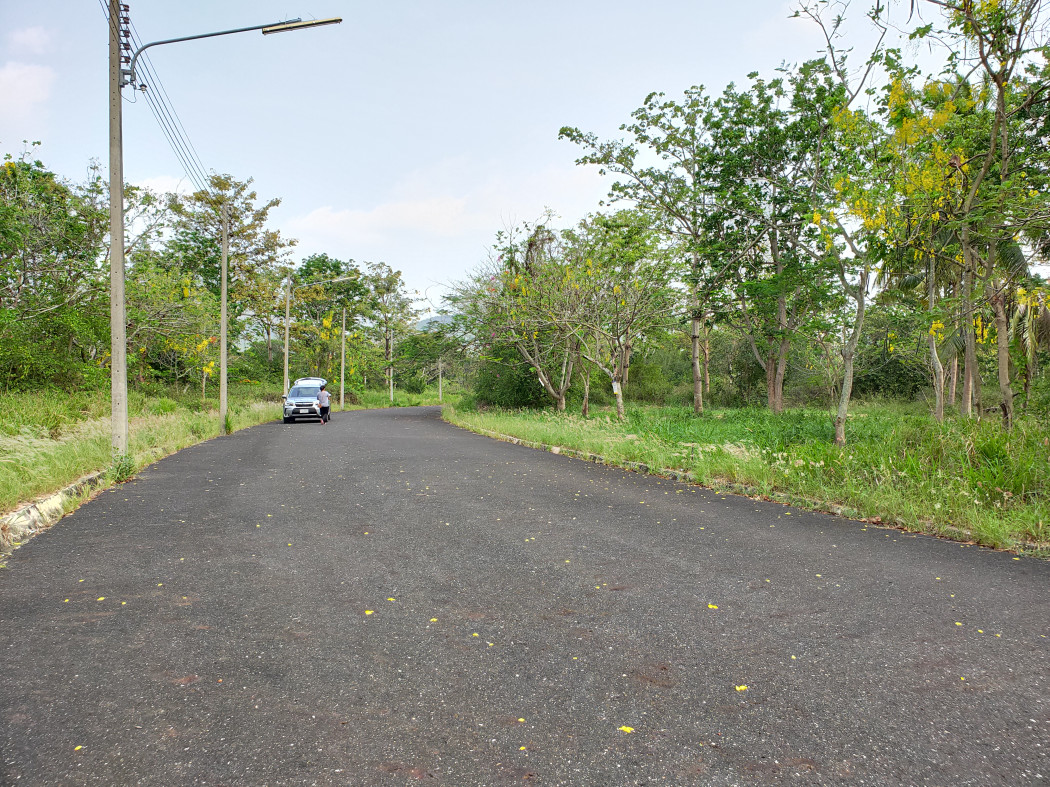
[366,262,417,402]
[561,89,720,414]
[707,65,842,413]
[452,221,583,411]
[562,211,681,419]
[0,150,108,387]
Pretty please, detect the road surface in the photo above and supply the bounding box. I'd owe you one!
[1,406,1047,786]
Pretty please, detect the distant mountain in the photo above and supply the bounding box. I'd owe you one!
[415,314,455,332]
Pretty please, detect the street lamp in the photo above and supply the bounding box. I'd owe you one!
[282,275,355,395]
[108,4,342,453]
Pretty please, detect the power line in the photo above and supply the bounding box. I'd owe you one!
[97,0,212,195]
[127,20,211,191]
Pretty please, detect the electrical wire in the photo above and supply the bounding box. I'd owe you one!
[128,21,211,191]
[97,0,212,195]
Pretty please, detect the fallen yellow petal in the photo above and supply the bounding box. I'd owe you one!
[954,622,963,626]
[74,746,82,751]
[618,726,635,733]
[519,746,527,750]
[387,598,396,602]
[735,685,748,691]
[707,604,718,609]
[518,718,525,723]
[472,632,479,637]
[430,618,438,622]
[97,597,105,601]
[364,610,374,616]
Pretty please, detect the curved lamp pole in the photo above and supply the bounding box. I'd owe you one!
[283,275,355,394]
[108,4,342,452]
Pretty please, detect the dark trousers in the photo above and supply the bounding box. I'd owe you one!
[320,406,331,423]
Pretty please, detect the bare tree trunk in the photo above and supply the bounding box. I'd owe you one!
[991,285,1013,429]
[949,356,958,407]
[622,335,632,386]
[690,259,704,414]
[613,381,625,420]
[929,335,945,423]
[834,352,855,446]
[960,258,975,418]
[691,315,703,414]
[702,325,711,395]
[765,352,777,412]
[772,338,789,414]
[928,256,944,422]
[582,370,590,417]
[834,269,868,447]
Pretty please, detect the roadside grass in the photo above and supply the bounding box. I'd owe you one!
[0,382,281,516]
[444,402,1050,554]
[347,386,460,410]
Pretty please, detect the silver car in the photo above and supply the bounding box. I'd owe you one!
[282,383,323,423]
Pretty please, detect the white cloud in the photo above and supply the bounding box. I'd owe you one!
[288,195,475,248]
[8,27,51,56]
[0,62,56,124]
[280,160,610,300]
[286,162,605,256]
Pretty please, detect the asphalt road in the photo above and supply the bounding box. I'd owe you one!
[1,406,1048,787]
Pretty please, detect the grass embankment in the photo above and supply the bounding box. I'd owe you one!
[0,383,282,516]
[444,402,1050,554]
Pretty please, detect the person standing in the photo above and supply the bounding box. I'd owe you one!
[318,383,331,425]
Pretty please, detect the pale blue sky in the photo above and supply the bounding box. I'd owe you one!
[2,1,905,305]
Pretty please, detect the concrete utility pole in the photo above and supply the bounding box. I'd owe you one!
[340,306,346,409]
[283,276,292,394]
[109,0,129,457]
[109,9,341,454]
[219,203,229,432]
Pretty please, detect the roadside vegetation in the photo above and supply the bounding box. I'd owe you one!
[4,1,1050,558]
[445,402,1050,553]
[0,382,281,514]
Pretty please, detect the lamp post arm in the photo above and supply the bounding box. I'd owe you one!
[124,19,301,86]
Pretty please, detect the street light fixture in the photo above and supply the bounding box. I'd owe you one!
[108,4,342,454]
[262,18,342,35]
[282,275,355,395]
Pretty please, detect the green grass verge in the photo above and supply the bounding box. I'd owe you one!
[443,402,1050,555]
[0,383,282,515]
[0,382,456,516]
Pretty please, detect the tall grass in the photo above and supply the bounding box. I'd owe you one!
[444,402,1050,553]
[0,383,281,515]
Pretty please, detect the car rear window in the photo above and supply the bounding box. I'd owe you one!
[288,387,319,398]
